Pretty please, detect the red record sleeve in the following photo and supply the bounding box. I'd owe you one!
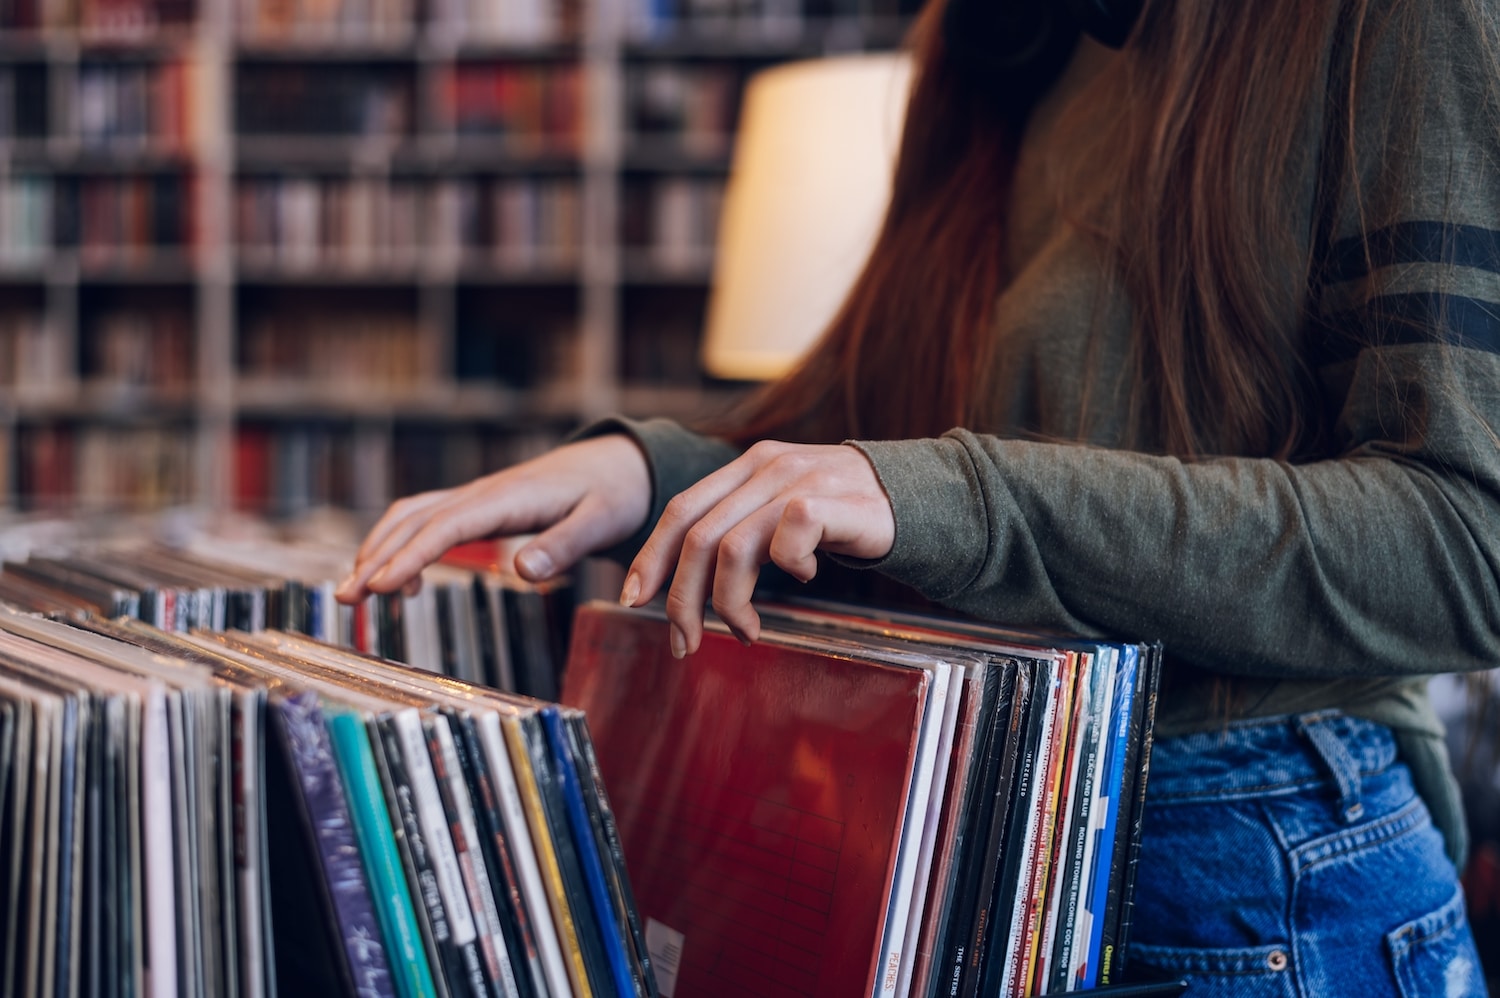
[561,603,928,998]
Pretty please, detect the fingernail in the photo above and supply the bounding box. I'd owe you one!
[335,574,356,598]
[368,567,389,591]
[516,548,553,578]
[619,573,640,607]
[669,624,686,659]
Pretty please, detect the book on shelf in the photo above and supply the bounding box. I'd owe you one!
[622,176,723,273]
[625,64,737,158]
[12,424,197,512]
[81,307,194,391]
[0,65,48,141]
[76,0,197,34]
[0,311,60,389]
[426,0,576,44]
[50,172,197,266]
[236,63,413,139]
[236,0,417,41]
[234,0,578,42]
[439,62,583,152]
[431,176,584,270]
[0,176,53,266]
[239,310,428,388]
[75,58,192,151]
[234,175,584,272]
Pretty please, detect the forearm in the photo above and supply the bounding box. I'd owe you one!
[852,376,1500,678]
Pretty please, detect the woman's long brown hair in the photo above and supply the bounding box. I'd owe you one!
[712,0,1412,459]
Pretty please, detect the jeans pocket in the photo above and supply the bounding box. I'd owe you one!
[1128,941,1298,998]
[1386,886,1489,998]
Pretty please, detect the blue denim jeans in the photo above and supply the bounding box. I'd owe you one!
[1125,711,1488,997]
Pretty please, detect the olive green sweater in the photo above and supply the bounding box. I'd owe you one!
[585,0,1500,866]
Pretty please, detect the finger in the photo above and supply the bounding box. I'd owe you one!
[339,490,452,601]
[626,442,812,607]
[513,494,620,582]
[654,473,796,655]
[709,503,786,646]
[767,493,834,586]
[365,487,540,594]
[770,490,897,576]
[711,494,868,648]
[624,460,759,608]
[355,489,449,567]
[343,494,464,600]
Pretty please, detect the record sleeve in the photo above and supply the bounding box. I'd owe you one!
[542,707,639,998]
[371,714,477,998]
[908,664,987,998]
[267,689,396,998]
[391,709,490,998]
[517,709,611,996]
[938,660,1025,998]
[1003,653,1076,997]
[1046,650,1113,994]
[560,602,929,998]
[0,691,28,996]
[451,713,545,998]
[244,629,570,998]
[326,706,439,998]
[1095,646,1161,987]
[966,656,1047,998]
[501,713,594,998]
[426,713,524,998]
[562,711,658,998]
[1074,649,1140,990]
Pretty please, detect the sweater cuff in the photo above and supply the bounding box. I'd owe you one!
[844,436,994,601]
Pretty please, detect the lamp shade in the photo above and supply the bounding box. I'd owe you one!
[700,52,914,381]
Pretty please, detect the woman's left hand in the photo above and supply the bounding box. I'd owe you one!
[620,440,895,657]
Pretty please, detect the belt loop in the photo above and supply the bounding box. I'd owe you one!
[1295,712,1365,823]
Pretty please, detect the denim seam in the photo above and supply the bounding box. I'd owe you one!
[1147,775,1326,803]
[1386,885,1466,960]
[1284,804,1307,998]
[1290,798,1428,874]
[1129,942,1293,977]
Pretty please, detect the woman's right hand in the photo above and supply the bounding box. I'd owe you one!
[334,433,651,604]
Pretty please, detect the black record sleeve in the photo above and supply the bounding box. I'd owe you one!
[518,712,612,994]
[933,659,1019,998]
[562,711,658,998]
[368,716,458,998]
[449,711,537,998]
[1097,645,1163,985]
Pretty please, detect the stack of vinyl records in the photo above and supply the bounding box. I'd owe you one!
[0,523,1167,998]
[0,537,573,701]
[0,603,654,998]
[560,599,1163,998]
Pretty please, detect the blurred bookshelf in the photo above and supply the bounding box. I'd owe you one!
[0,0,916,518]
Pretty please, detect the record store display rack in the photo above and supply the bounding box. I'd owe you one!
[0,0,917,516]
[0,530,1162,998]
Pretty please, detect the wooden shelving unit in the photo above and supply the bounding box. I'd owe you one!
[0,0,915,518]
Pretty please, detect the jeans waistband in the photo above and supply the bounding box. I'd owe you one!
[1146,711,1398,821]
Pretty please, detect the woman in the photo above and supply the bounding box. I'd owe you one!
[339,0,1499,992]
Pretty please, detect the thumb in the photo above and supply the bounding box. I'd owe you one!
[513,494,625,581]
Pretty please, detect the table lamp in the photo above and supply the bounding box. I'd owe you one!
[699,52,914,381]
